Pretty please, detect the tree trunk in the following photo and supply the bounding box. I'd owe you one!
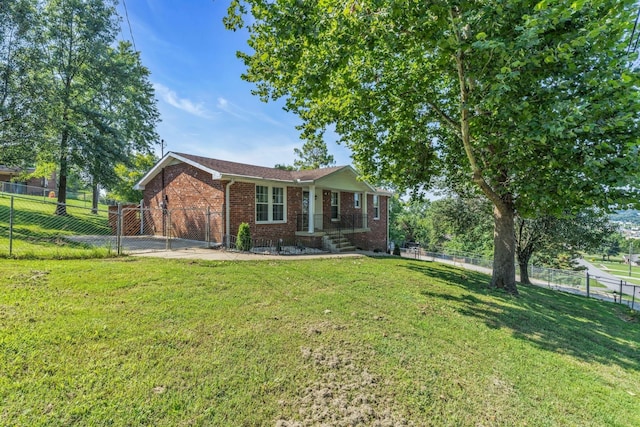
[91,180,99,214]
[491,204,518,294]
[55,130,69,216]
[518,259,531,285]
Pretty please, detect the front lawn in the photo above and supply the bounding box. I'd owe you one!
[1,256,638,426]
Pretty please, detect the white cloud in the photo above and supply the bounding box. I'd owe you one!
[216,96,284,126]
[154,83,216,119]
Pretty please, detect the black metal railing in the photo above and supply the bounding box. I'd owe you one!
[296,213,368,233]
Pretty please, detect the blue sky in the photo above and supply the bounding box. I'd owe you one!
[115,0,353,168]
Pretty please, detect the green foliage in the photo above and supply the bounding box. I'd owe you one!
[293,139,336,170]
[0,0,42,165]
[106,152,158,203]
[274,163,296,171]
[389,197,431,246]
[236,222,252,251]
[516,209,617,280]
[227,0,640,293]
[392,244,401,256]
[428,197,494,257]
[1,0,160,214]
[391,196,493,257]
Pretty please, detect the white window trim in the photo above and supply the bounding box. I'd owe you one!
[256,184,287,224]
[373,195,380,220]
[354,192,361,209]
[331,191,340,221]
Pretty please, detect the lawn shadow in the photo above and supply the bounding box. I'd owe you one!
[405,261,640,372]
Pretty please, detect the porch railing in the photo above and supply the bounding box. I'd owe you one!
[296,213,368,233]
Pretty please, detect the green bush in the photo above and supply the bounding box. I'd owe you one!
[393,244,401,256]
[236,222,252,251]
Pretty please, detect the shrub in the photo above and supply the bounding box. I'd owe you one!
[236,222,252,251]
[393,244,401,256]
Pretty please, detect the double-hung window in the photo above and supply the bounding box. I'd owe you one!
[331,191,340,220]
[354,192,361,209]
[373,195,380,220]
[256,185,286,223]
[272,187,284,221]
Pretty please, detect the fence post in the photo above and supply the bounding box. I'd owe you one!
[205,206,211,248]
[586,272,590,298]
[139,199,144,236]
[116,203,122,255]
[9,196,14,256]
[632,286,636,311]
[620,280,624,305]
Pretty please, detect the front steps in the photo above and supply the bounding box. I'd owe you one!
[324,231,356,252]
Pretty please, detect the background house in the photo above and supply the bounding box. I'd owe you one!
[134,152,391,252]
[0,165,57,196]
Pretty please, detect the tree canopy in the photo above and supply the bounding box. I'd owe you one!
[293,139,335,170]
[1,0,160,215]
[0,0,42,165]
[227,0,640,293]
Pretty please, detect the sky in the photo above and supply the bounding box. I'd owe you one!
[114,0,353,168]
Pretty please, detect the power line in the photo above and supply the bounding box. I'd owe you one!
[628,4,640,55]
[121,0,137,51]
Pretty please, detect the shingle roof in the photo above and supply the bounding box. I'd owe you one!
[175,152,345,182]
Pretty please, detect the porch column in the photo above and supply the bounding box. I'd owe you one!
[308,185,316,233]
[363,191,368,228]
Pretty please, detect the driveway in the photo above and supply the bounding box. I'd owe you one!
[574,258,639,297]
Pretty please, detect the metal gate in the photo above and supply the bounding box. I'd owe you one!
[118,206,224,253]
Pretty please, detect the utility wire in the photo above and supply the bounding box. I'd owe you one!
[628,4,640,55]
[121,0,137,51]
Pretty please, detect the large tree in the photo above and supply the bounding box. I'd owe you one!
[41,0,159,215]
[293,139,335,170]
[515,210,615,283]
[227,0,640,293]
[0,0,42,166]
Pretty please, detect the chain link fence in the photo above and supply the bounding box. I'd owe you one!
[0,193,224,257]
[402,246,639,310]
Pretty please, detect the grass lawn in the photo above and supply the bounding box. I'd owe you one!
[0,194,114,259]
[1,256,638,426]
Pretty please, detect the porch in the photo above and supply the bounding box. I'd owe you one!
[295,213,369,235]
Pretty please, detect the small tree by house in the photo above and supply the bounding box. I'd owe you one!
[236,222,252,251]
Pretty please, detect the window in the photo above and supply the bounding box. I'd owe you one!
[331,191,339,220]
[373,195,380,219]
[272,187,284,221]
[256,185,269,222]
[256,185,286,223]
[354,193,361,209]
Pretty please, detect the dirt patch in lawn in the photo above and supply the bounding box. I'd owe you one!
[275,346,412,427]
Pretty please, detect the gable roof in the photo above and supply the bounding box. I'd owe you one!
[134,151,379,192]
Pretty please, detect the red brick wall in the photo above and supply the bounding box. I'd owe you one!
[142,163,225,241]
[350,194,389,252]
[229,182,302,243]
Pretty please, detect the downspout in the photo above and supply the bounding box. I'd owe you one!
[386,195,390,252]
[225,179,235,248]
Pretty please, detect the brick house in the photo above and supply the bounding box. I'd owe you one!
[134,152,391,252]
[0,165,57,196]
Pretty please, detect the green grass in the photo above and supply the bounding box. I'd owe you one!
[1,256,638,426]
[0,194,114,259]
